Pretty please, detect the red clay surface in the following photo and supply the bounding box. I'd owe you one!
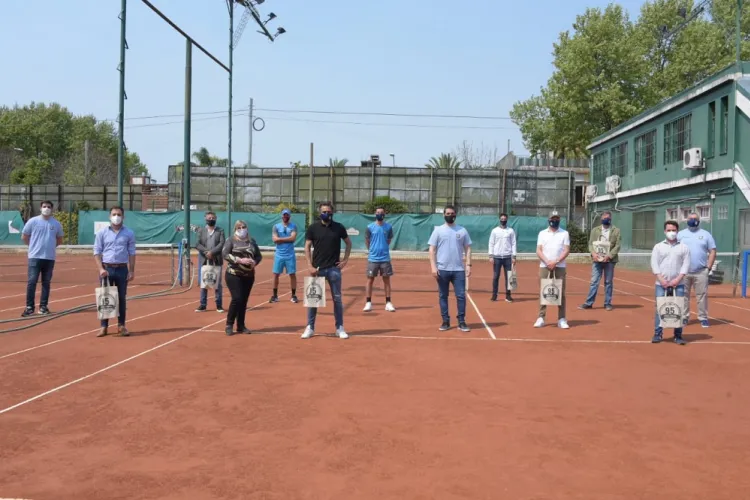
[1,256,749,500]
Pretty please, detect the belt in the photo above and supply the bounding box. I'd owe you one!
[103,263,128,268]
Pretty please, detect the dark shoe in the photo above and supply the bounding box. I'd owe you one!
[39,306,50,315]
[673,336,687,345]
[605,305,613,311]
[458,322,471,332]
[237,327,252,334]
[118,326,130,337]
[97,327,108,338]
[291,296,299,304]
[505,295,514,303]
[651,333,662,343]
[216,306,225,313]
[438,322,450,331]
[269,296,279,303]
[21,307,34,317]
[490,296,498,302]
[225,325,234,336]
[195,305,207,312]
[578,304,592,310]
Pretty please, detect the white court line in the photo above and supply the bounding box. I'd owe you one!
[466,292,496,340]
[0,286,143,313]
[0,284,83,301]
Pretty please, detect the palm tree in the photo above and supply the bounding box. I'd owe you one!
[328,157,348,168]
[425,153,462,170]
[192,147,212,167]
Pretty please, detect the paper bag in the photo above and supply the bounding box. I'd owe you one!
[201,265,220,289]
[507,265,518,291]
[656,290,685,329]
[304,276,327,308]
[540,271,563,306]
[592,238,611,261]
[95,279,119,320]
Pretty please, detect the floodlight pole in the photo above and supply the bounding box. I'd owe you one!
[227,0,234,227]
[737,0,744,65]
[117,0,127,208]
[184,40,193,253]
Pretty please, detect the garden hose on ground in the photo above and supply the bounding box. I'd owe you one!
[0,265,196,335]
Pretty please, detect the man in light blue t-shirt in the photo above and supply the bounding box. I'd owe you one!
[677,212,717,328]
[363,206,395,313]
[270,209,299,303]
[428,205,472,332]
[21,200,64,317]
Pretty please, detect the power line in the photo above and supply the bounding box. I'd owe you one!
[262,116,516,130]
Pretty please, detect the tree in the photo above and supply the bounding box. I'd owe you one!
[453,140,501,169]
[328,157,348,168]
[363,196,408,214]
[425,153,462,170]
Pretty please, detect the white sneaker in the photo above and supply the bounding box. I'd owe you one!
[385,302,396,312]
[558,319,570,329]
[336,326,349,339]
[301,326,314,339]
[363,302,372,312]
[534,317,545,328]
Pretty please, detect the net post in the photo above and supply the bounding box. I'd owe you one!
[742,249,749,298]
[177,240,184,286]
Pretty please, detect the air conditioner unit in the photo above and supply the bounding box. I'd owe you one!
[683,147,704,170]
[605,175,621,195]
[585,184,598,202]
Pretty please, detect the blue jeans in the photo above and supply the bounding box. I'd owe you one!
[101,266,129,327]
[492,257,513,298]
[654,284,684,336]
[584,262,615,307]
[26,258,55,309]
[306,267,343,330]
[198,259,223,308]
[437,270,466,323]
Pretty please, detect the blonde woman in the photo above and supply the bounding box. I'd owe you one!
[222,220,262,336]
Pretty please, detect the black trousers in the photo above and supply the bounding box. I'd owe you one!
[225,271,255,329]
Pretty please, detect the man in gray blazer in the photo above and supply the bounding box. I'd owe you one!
[195,211,225,312]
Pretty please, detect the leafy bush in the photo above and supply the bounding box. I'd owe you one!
[567,221,588,253]
[55,210,79,244]
[265,202,301,213]
[363,196,407,214]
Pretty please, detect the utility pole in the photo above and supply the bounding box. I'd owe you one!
[308,143,314,226]
[227,0,234,229]
[248,97,254,168]
[117,0,128,208]
[183,40,193,252]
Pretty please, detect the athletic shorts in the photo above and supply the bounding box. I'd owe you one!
[273,254,297,275]
[367,261,394,277]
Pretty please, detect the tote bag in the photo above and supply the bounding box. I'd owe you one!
[304,276,327,308]
[539,270,563,306]
[95,279,119,320]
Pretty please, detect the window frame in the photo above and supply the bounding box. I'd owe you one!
[717,204,729,220]
[592,151,609,184]
[666,208,678,221]
[720,95,729,156]
[707,101,716,158]
[663,113,693,165]
[680,207,693,221]
[609,141,628,177]
[696,204,711,221]
[634,129,657,173]
[632,210,656,250]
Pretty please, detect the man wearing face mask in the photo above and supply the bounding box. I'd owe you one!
[21,200,64,317]
[650,220,690,344]
[270,209,299,304]
[93,206,136,337]
[580,211,621,311]
[677,212,716,328]
[364,206,396,312]
[301,201,352,339]
[534,211,570,329]
[428,205,473,332]
[195,211,225,313]
[488,213,517,302]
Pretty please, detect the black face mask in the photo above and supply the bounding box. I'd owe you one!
[320,212,332,222]
[206,219,216,227]
[375,213,385,221]
[445,215,456,224]
[500,219,507,227]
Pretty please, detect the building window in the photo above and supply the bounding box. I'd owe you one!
[575,185,584,206]
[593,151,609,183]
[610,142,628,177]
[720,95,729,155]
[632,211,656,250]
[634,130,656,172]
[717,205,728,220]
[696,204,711,220]
[707,102,716,158]
[633,130,656,172]
[680,207,692,221]
[666,208,678,221]
[664,114,692,164]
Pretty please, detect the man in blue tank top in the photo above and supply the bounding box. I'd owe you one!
[270,209,298,303]
[363,206,396,312]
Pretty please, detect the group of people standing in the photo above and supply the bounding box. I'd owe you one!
[19,199,718,344]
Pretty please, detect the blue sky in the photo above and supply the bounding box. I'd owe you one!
[1,0,647,183]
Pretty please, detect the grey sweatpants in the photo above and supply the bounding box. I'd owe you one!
[683,268,709,322]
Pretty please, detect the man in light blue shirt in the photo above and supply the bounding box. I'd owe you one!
[21,200,64,317]
[428,205,472,332]
[363,206,395,312]
[270,209,298,303]
[93,206,137,337]
[677,212,717,328]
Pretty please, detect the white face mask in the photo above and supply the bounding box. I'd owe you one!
[665,231,677,241]
[41,207,52,216]
[236,228,248,239]
[111,215,123,226]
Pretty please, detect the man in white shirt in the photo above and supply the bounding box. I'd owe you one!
[651,219,690,345]
[488,213,517,302]
[534,211,570,329]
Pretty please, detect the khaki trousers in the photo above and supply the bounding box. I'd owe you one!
[538,267,567,320]
[683,268,709,322]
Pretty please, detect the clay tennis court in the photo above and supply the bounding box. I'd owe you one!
[1,250,749,500]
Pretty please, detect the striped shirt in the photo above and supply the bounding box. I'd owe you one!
[650,240,691,285]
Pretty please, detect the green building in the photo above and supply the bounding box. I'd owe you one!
[586,62,750,255]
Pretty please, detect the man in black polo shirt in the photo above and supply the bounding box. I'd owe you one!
[301,201,352,339]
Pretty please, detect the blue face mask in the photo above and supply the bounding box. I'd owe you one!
[549,219,560,229]
[375,213,384,221]
[601,218,611,226]
[320,212,331,222]
[687,219,699,228]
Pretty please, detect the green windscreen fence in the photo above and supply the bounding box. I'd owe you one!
[0,211,24,244]
[77,211,306,247]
